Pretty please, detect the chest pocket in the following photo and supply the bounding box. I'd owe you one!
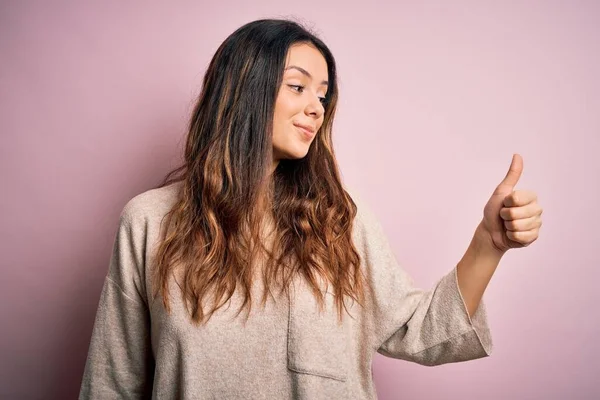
[287,277,350,382]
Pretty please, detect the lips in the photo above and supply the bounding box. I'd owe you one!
[293,122,316,139]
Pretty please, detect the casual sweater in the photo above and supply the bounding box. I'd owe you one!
[79,181,493,399]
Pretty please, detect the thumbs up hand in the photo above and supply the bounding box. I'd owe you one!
[476,154,543,255]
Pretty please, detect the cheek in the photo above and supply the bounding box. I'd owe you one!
[317,117,324,131]
[274,90,303,119]
[273,96,296,132]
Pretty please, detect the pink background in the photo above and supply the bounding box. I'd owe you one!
[1,1,598,399]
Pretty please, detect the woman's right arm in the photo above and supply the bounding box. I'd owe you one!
[79,212,154,399]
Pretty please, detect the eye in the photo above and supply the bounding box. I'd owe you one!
[288,85,328,106]
[289,84,304,93]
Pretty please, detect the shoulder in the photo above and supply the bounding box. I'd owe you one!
[119,181,183,228]
[344,185,387,247]
[104,182,183,304]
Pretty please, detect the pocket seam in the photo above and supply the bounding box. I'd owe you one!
[287,287,348,382]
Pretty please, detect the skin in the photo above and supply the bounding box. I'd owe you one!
[269,45,543,318]
[271,42,328,173]
[458,153,543,316]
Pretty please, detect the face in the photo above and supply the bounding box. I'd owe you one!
[272,43,329,168]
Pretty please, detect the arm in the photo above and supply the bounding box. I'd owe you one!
[456,223,504,317]
[350,194,493,367]
[457,153,542,317]
[79,211,154,399]
[356,155,540,367]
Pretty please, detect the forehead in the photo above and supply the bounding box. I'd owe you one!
[284,43,328,80]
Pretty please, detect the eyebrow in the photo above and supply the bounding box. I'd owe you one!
[285,65,329,86]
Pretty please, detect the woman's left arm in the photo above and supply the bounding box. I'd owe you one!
[458,153,543,316]
[350,154,542,367]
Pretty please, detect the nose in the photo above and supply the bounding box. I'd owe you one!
[304,93,324,119]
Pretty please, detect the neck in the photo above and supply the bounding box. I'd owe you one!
[271,159,279,176]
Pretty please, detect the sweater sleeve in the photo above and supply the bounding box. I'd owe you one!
[352,193,493,366]
[79,208,154,399]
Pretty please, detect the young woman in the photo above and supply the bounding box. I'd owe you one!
[79,18,543,399]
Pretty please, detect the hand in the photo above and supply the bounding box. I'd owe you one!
[476,154,543,254]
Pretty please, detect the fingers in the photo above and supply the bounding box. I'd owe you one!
[500,202,543,221]
[497,154,523,190]
[504,214,543,231]
[503,190,537,207]
[506,228,538,245]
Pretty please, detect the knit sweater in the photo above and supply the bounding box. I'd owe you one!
[79,182,493,399]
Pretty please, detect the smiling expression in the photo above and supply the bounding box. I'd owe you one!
[272,43,329,168]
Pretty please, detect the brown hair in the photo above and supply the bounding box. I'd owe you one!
[152,18,366,325]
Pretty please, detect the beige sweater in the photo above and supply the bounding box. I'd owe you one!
[79,182,493,399]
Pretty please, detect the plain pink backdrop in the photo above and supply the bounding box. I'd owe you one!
[1,1,598,399]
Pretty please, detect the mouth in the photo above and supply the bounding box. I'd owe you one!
[293,123,316,140]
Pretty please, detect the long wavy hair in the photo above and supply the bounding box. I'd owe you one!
[152,18,366,326]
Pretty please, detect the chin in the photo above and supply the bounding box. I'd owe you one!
[277,144,311,160]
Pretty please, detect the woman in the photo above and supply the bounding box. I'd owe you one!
[79,18,543,399]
